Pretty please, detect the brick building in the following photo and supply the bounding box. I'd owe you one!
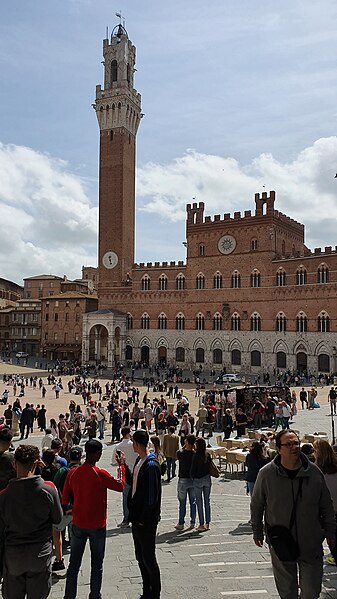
[0,278,23,308]
[83,23,337,375]
[41,292,98,362]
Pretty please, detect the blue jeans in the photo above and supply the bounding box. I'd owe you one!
[193,475,211,526]
[177,478,196,525]
[122,482,131,523]
[64,525,106,599]
[98,420,104,439]
[166,457,176,480]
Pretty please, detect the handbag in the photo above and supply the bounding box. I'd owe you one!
[209,459,220,478]
[267,478,303,562]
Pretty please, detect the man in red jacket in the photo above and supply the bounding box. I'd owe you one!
[62,439,124,599]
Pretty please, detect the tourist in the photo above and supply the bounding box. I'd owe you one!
[175,434,196,530]
[178,412,191,448]
[245,441,269,496]
[112,426,138,527]
[162,426,179,482]
[190,437,212,531]
[0,429,16,491]
[235,407,247,438]
[314,438,337,565]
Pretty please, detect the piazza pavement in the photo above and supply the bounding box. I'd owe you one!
[1,363,337,598]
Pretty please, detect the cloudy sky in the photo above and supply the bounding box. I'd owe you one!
[1,1,337,284]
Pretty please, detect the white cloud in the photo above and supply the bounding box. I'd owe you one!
[0,143,97,284]
[137,137,337,250]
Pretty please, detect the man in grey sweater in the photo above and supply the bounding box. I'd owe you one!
[0,444,63,599]
[251,429,336,599]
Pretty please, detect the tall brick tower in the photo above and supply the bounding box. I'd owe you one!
[94,23,141,303]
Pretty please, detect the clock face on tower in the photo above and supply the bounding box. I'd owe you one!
[102,251,118,269]
[218,235,236,255]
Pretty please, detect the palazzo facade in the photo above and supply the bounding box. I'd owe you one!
[83,24,337,375]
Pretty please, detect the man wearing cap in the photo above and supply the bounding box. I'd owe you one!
[62,439,125,599]
[127,429,162,599]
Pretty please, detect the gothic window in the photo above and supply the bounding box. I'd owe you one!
[199,244,205,256]
[317,264,329,284]
[158,274,168,291]
[195,313,205,331]
[111,60,117,82]
[196,273,205,289]
[251,270,261,288]
[231,271,241,288]
[213,348,223,364]
[176,274,185,290]
[250,312,261,331]
[317,312,330,333]
[141,313,150,330]
[175,313,185,330]
[196,347,205,363]
[213,272,222,289]
[231,313,241,331]
[251,350,261,367]
[176,347,185,362]
[282,240,285,255]
[318,354,330,372]
[296,312,307,333]
[126,313,133,330]
[158,313,167,330]
[213,313,222,331]
[276,312,287,332]
[141,275,150,291]
[296,267,307,285]
[232,349,241,365]
[276,269,286,286]
[251,239,258,251]
[277,352,287,368]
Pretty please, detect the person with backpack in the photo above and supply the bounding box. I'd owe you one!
[51,446,83,572]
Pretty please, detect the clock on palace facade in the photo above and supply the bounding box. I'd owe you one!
[102,251,118,269]
[218,234,236,255]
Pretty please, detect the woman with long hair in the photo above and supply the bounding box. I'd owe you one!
[178,413,191,448]
[245,441,269,495]
[190,437,212,531]
[314,438,337,565]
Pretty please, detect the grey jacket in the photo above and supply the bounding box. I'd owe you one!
[251,453,336,560]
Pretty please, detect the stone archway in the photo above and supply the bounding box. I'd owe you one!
[89,324,109,363]
[158,346,167,365]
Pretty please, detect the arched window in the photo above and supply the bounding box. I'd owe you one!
[175,313,185,330]
[158,313,167,330]
[296,267,307,285]
[276,312,287,332]
[141,313,150,329]
[111,59,117,82]
[141,275,150,291]
[195,313,205,331]
[317,264,329,284]
[296,312,307,333]
[231,313,240,331]
[213,348,223,364]
[231,271,241,288]
[213,272,222,289]
[250,270,261,288]
[196,347,205,363]
[250,312,261,331]
[158,274,168,291]
[231,349,241,365]
[318,354,330,372]
[176,274,185,290]
[251,350,261,367]
[317,312,330,333]
[276,269,286,286]
[251,238,258,251]
[196,273,205,289]
[176,347,185,362]
[276,351,286,368]
[126,313,133,330]
[126,345,133,361]
[198,244,205,256]
[213,313,222,331]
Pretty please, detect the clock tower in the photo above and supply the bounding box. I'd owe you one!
[94,23,141,303]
